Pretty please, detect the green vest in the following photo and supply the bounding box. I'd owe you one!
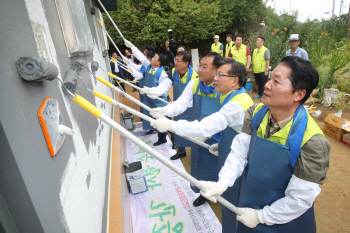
[211,42,223,57]
[171,68,198,83]
[230,44,248,66]
[220,90,254,111]
[225,41,234,57]
[252,104,325,147]
[192,78,218,97]
[148,69,167,76]
[253,46,268,73]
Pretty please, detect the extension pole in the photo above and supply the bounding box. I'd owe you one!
[97,19,124,58]
[92,90,212,150]
[96,77,212,150]
[73,94,242,216]
[107,72,169,105]
[97,0,126,42]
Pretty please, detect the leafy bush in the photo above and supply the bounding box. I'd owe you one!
[332,62,350,93]
[333,92,348,110]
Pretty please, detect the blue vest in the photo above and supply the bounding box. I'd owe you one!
[141,65,168,130]
[235,105,316,233]
[190,83,221,193]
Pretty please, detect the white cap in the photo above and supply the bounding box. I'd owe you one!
[289,34,300,41]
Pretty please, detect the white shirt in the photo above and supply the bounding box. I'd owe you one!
[113,61,119,73]
[219,133,321,226]
[171,101,245,138]
[165,79,196,117]
[131,46,172,96]
[130,63,142,71]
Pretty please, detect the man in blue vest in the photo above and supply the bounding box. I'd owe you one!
[124,39,172,146]
[153,51,198,160]
[200,56,330,232]
[148,52,222,206]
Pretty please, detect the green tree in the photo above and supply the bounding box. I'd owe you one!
[103,0,224,50]
[219,0,266,34]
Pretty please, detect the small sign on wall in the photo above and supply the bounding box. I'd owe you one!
[191,49,199,73]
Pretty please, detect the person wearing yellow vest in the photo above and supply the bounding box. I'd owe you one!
[150,58,254,207]
[211,35,224,57]
[228,34,251,73]
[225,34,235,58]
[200,56,330,232]
[252,36,270,99]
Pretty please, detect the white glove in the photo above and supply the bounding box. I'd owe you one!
[150,118,173,133]
[130,79,139,84]
[193,136,209,143]
[127,64,133,72]
[199,180,228,203]
[150,107,168,119]
[209,143,219,156]
[236,208,261,228]
[123,56,131,65]
[124,39,134,48]
[140,87,149,95]
[147,91,159,99]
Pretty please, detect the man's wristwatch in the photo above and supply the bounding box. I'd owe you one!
[265,69,269,71]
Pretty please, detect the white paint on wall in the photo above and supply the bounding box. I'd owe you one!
[24,0,113,232]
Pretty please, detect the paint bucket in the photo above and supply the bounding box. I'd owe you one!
[123,113,135,131]
[245,81,253,95]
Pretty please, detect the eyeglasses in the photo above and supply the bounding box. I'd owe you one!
[214,72,236,78]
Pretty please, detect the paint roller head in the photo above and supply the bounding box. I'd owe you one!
[71,59,85,71]
[91,61,99,71]
[62,69,79,94]
[16,56,59,81]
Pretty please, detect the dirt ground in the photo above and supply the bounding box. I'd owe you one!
[121,83,350,233]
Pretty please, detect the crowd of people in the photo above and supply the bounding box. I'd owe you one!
[110,33,329,233]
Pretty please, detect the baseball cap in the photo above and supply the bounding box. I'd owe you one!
[289,34,300,42]
[213,35,220,39]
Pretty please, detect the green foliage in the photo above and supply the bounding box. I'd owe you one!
[332,62,350,93]
[316,62,332,98]
[319,15,349,42]
[103,0,224,50]
[333,92,348,110]
[219,0,266,33]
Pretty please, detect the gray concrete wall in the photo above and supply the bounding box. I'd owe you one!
[0,0,116,232]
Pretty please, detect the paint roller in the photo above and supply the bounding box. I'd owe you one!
[62,59,85,94]
[16,56,58,81]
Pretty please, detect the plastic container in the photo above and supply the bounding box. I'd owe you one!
[123,113,135,131]
[245,81,253,95]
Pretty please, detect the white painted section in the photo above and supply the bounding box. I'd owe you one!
[24,0,113,232]
[191,48,200,73]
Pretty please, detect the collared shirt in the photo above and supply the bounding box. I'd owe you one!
[285,46,309,60]
[241,104,330,184]
[265,114,293,138]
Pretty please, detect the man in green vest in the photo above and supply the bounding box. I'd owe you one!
[252,36,270,99]
[228,34,251,73]
[225,34,235,58]
[211,35,224,57]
